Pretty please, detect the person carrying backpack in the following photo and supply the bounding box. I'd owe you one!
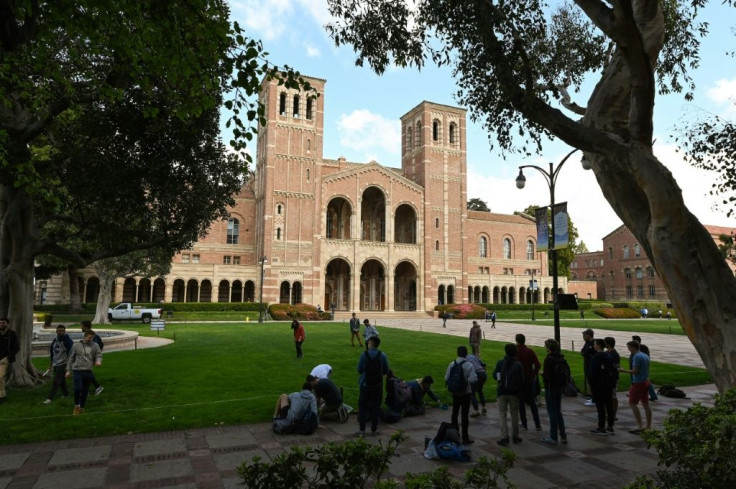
[444,346,477,444]
[588,339,616,435]
[541,338,569,445]
[493,343,524,446]
[355,336,389,437]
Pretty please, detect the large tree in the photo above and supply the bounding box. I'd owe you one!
[467,197,491,212]
[326,1,736,390]
[0,1,305,386]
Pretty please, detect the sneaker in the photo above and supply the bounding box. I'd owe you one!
[606,426,615,435]
[470,411,482,417]
[590,428,608,436]
[462,438,474,445]
[536,426,543,432]
[519,423,528,431]
[541,437,557,445]
[73,405,81,415]
[560,436,568,444]
[584,400,596,406]
[43,399,52,405]
[497,438,510,446]
[512,436,523,444]
[94,386,104,396]
[354,430,365,437]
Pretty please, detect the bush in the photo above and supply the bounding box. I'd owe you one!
[593,307,642,319]
[268,303,328,321]
[238,432,516,489]
[436,303,487,319]
[624,388,736,489]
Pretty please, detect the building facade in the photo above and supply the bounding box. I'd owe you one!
[36,75,565,311]
[571,224,736,302]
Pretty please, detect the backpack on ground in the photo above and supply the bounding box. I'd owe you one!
[436,441,472,461]
[446,360,468,395]
[501,359,524,393]
[291,409,319,435]
[394,378,413,404]
[563,376,579,397]
[551,356,572,389]
[658,383,687,398]
[363,352,383,387]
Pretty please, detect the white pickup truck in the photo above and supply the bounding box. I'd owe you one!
[108,303,163,323]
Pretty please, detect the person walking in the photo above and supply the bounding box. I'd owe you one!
[356,337,389,436]
[66,330,102,415]
[442,311,448,328]
[0,317,20,403]
[349,313,363,347]
[541,339,568,445]
[291,319,305,358]
[445,345,477,444]
[466,353,487,417]
[81,321,104,395]
[490,310,497,328]
[363,319,378,350]
[493,343,524,446]
[469,321,482,357]
[516,334,542,432]
[620,340,652,434]
[588,339,616,435]
[43,324,73,404]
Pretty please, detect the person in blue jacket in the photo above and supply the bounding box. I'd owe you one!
[43,325,74,404]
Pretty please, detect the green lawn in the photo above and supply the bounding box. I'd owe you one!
[1,322,710,445]
[502,314,686,335]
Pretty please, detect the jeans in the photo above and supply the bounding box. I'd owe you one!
[48,364,69,399]
[294,341,303,358]
[72,370,95,408]
[471,371,487,411]
[545,386,567,441]
[518,382,541,429]
[593,388,615,428]
[358,385,382,432]
[451,393,472,441]
[497,394,520,439]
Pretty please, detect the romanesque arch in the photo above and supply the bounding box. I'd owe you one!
[326,196,352,239]
[361,187,386,242]
[244,280,255,302]
[360,259,385,311]
[394,204,417,244]
[394,261,417,311]
[325,258,351,311]
[200,280,212,302]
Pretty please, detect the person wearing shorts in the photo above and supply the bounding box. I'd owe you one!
[619,340,651,434]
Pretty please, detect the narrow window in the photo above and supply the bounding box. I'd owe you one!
[277,205,282,215]
[227,218,239,244]
[635,268,643,279]
[449,123,456,144]
[223,255,231,265]
[277,228,281,240]
[526,240,534,260]
[415,121,421,147]
[503,238,511,259]
[634,244,641,257]
[307,138,311,151]
[306,97,313,120]
[293,95,300,117]
[407,127,413,151]
[623,245,630,259]
[181,254,190,264]
[192,254,200,264]
[279,93,286,116]
[306,169,310,181]
[432,120,439,142]
[435,217,439,228]
[435,240,440,251]
[233,256,241,265]
[479,236,487,258]
[608,246,614,259]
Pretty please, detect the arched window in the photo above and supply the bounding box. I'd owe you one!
[635,267,644,279]
[608,246,614,259]
[503,238,512,259]
[277,204,282,215]
[625,268,632,280]
[435,240,440,251]
[306,97,313,120]
[634,244,641,257]
[276,228,281,240]
[227,218,239,244]
[293,95,300,117]
[526,240,534,260]
[306,168,310,181]
[479,236,487,258]
[449,123,456,144]
[647,267,655,278]
[307,139,311,151]
[415,121,422,147]
[623,245,630,259]
[279,92,286,116]
[407,127,413,152]
[432,120,440,141]
[435,217,439,228]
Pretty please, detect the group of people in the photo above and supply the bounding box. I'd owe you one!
[289,313,380,358]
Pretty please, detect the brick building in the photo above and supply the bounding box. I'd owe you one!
[36,75,565,312]
[571,224,736,302]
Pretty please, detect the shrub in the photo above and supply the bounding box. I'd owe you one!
[268,303,327,321]
[436,303,487,319]
[593,307,642,319]
[624,388,736,489]
[238,432,516,489]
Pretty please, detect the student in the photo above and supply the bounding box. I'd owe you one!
[310,364,332,379]
[363,319,378,349]
[515,334,542,431]
[0,317,20,403]
[620,340,652,434]
[356,337,389,436]
[541,339,568,445]
[493,344,523,446]
[466,354,487,417]
[272,383,319,435]
[306,375,343,419]
[81,321,104,395]
[66,330,102,415]
[44,325,73,404]
[604,337,621,420]
[580,328,596,400]
[349,313,363,347]
[291,319,305,358]
[632,335,658,401]
[469,321,482,357]
[404,375,444,416]
[446,345,478,445]
[588,339,616,435]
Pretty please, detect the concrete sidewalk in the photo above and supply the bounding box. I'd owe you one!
[0,383,716,489]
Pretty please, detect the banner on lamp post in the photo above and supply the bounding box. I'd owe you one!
[535,206,549,252]
[553,202,569,249]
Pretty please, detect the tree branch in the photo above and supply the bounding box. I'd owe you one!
[574,0,616,39]
[557,84,587,115]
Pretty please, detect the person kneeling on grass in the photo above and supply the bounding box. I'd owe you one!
[66,330,102,415]
[272,383,319,435]
[306,374,347,421]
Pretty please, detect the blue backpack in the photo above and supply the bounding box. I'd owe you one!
[436,441,471,461]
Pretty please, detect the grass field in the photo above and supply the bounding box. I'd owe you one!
[1,321,710,446]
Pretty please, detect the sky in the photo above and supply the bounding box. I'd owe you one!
[230,0,736,249]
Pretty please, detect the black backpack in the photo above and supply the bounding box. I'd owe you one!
[551,356,571,389]
[364,352,383,387]
[501,359,524,393]
[446,360,468,395]
[658,384,687,398]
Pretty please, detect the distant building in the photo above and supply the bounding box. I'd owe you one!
[35,74,566,311]
[571,224,736,302]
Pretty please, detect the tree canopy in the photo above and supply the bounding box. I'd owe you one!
[467,198,491,212]
[326,0,736,390]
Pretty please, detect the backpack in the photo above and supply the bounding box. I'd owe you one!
[436,441,472,461]
[446,360,468,395]
[563,376,579,397]
[600,358,617,388]
[394,379,413,404]
[291,409,319,435]
[501,359,524,393]
[363,352,383,387]
[658,384,687,398]
[551,356,571,389]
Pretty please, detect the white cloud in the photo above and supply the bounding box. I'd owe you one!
[305,43,321,58]
[231,0,293,41]
[337,109,401,157]
[707,77,736,105]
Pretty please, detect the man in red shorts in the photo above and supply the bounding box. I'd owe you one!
[619,340,651,434]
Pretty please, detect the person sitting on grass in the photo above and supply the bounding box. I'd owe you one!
[306,374,345,421]
[272,383,319,435]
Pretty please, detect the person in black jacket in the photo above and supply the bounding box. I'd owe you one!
[0,317,20,402]
[44,325,74,404]
[541,339,568,445]
[588,339,616,435]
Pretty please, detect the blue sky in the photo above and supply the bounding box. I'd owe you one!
[231,0,736,248]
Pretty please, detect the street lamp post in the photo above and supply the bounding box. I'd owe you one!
[515,149,580,344]
[531,269,536,322]
[259,255,268,323]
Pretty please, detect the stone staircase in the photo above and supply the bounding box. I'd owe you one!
[332,310,436,321]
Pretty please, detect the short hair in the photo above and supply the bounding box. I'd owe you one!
[515,333,526,345]
[632,335,642,343]
[504,343,517,357]
[457,345,468,357]
[84,329,95,338]
[56,324,66,330]
[421,375,434,386]
[594,338,606,349]
[306,375,317,383]
[81,320,92,329]
[0,317,9,323]
[363,318,370,325]
[627,340,640,350]
[544,338,560,352]
[604,337,615,348]
[302,383,313,391]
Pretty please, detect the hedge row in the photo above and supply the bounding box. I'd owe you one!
[434,301,613,312]
[34,302,267,313]
[268,303,329,321]
[594,308,646,319]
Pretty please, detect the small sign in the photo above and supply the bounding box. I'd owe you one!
[529,280,538,291]
[150,320,165,333]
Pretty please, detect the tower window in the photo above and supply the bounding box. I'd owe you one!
[503,238,511,259]
[449,123,456,144]
[277,205,282,215]
[276,228,282,240]
[293,95,300,117]
[479,236,487,258]
[306,169,310,181]
[227,218,239,244]
[306,97,313,120]
[279,93,286,116]
[435,217,439,228]
[435,240,440,251]
[432,120,440,142]
[415,121,421,147]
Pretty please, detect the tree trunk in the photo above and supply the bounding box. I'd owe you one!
[0,184,42,386]
[93,264,114,324]
[68,265,82,312]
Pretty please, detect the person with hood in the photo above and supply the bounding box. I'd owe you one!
[43,324,74,404]
[541,338,569,445]
[272,383,319,434]
[445,345,478,445]
[355,336,389,436]
[493,343,524,446]
[65,329,102,415]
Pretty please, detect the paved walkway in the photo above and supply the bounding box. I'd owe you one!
[0,320,712,489]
